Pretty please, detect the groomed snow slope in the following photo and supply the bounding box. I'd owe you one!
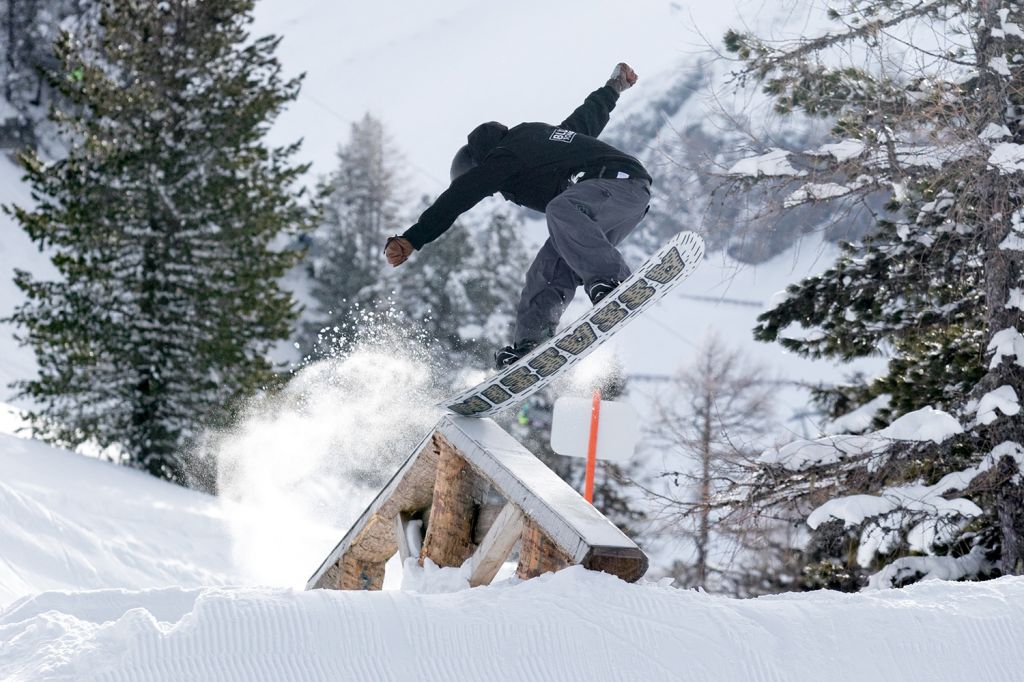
[0,425,245,608]
[3,567,1023,681]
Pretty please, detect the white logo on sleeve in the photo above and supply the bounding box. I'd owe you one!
[549,128,577,143]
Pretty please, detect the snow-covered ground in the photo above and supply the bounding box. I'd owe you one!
[4,565,1024,681]
[0,419,243,608]
[252,0,831,186]
[0,343,450,610]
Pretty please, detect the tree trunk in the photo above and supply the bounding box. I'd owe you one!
[976,2,1024,575]
[696,392,713,590]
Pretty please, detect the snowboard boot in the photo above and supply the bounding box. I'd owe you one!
[494,340,539,370]
[585,278,621,305]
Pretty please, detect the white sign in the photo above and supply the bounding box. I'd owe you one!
[550,397,640,463]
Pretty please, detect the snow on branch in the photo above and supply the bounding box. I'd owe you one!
[784,175,876,208]
[1001,210,1024,250]
[807,441,1024,572]
[1007,288,1024,311]
[866,546,989,590]
[970,386,1021,427]
[759,406,963,471]
[875,406,963,443]
[810,139,866,162]
[732,0,954,79]
[728,137,971,194]
[987,327,1024,369]
[806,475,982,533]
[726,148,806,178]
[759,434,890,470]
[988,143,1024,175]
[998,8,1024,38]
[980,123,1011,141]
[999,232,1024,251]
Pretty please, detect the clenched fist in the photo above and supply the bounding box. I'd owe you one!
[385,236,414,267]
[607,63,638,93]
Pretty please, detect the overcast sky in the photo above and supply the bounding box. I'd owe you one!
[252,0,808,193]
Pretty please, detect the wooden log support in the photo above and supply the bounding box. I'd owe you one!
[467,502,525,587]
[318,553,386,591]
[419,435,479,568]
[517,518,571,580]
[306,415,649,591]
[472,502,507,545]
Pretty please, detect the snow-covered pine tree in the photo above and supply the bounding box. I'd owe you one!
[6,0,312,482]
[302,113,403,356]
[725,0,1024,585]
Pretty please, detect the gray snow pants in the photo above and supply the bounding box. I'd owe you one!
[514,177,651,344]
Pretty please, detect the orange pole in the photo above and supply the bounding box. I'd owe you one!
[585,389,601,503]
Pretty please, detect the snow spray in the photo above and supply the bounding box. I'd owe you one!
[213,318,448,588]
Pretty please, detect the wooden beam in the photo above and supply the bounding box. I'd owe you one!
[472,502,507,545]
[437,416,648,582]
[420,434,479,568]
[466,502,524,587]
[517,518,570,580]
[320,553,386,591]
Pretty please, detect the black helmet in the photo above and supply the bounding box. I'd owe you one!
[451,122,508,182]
[450,144,477,182]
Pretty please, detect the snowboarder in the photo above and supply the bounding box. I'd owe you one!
[384,63,651,369]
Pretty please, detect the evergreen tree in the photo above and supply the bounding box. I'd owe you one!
[302,113,403,356]
[726,0,1024,585]
[5,0,312,482]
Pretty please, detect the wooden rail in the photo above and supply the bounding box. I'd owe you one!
[306,415,648,591]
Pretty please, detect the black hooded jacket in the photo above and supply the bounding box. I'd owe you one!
[402,84,650,250]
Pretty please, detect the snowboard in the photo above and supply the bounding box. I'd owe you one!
[440,230,705,417]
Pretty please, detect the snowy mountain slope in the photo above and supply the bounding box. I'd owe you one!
[252,0,836,189]
[0,423,245,608]
[3,567,1023,682]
